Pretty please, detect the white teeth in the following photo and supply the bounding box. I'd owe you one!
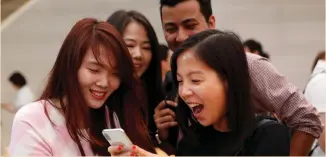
[189,103,199,108]
[92,92,104,97]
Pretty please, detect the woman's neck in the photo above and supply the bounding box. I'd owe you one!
[212,117,229,132]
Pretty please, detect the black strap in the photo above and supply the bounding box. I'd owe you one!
[77,139,85,156]
[308,143,319,156]
[234,147,242,156]
[256,118,275,127]
[109,109,116,128]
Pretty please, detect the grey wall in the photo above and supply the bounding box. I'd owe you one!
[212,0,325,89]
[1,0,325,154]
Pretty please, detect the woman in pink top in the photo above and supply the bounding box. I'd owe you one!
[9,18,155,156]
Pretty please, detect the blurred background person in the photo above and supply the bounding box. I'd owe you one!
[304,51,325,156]
[243,39,270,59]
[1,71,35,113]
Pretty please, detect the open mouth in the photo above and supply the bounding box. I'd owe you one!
[90,89,107,100]
[189,103,204,115]
[133,62,142,69]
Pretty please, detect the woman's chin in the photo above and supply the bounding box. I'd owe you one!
[197,119,210,126]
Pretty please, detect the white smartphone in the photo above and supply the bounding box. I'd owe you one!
[102,128,133,146]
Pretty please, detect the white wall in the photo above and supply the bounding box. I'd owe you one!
[211,0,325,89]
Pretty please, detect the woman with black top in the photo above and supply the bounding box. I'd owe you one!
[107,10,168,145]
[108,29,290,156]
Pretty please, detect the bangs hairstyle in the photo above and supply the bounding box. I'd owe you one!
[40,18,154,155]
[171,29,255,150]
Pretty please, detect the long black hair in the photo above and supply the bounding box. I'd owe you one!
[171,29,255,150]
[107,10,164,140]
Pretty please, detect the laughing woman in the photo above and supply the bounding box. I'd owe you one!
[108,29,290,156]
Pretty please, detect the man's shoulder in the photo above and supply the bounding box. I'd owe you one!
[245,53,266,65]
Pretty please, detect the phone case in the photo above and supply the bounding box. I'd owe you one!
[102,128,133,146]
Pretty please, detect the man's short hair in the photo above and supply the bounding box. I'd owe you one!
[160,0,212,23]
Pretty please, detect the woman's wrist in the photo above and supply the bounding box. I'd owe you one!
[155,130,169,144]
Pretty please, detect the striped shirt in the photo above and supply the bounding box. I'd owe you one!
[246,53,322,137]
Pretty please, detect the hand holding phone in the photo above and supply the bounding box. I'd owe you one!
[102,128,132,146]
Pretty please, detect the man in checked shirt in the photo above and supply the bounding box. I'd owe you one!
[153,0,323,156]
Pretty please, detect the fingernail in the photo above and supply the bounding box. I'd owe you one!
[117,145,123,151]
[130,152,135,156]
[132,145,136,150]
